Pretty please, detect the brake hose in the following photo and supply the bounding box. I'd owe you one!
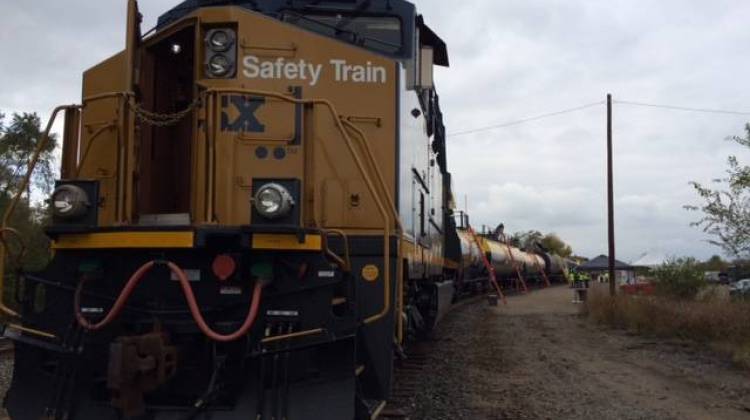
[74,260,264,342]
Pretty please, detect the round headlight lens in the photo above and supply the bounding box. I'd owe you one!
[208,30,233,52]
[207,54,231,77]
[51,185,90,220]
[254,183,294,219]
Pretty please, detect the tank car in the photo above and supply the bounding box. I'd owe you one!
[453,218,569,291]
[1,1,458,419]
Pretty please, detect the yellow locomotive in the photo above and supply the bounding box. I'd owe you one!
[2,1,456,419]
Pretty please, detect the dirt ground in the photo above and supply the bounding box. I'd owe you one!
[393,285,750,420]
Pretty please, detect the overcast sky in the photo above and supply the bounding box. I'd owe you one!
[2,1,750,261]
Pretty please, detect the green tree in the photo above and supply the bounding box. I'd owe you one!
[687,125,750,258]
[540,233,573,258]
[510,230,543,249]
[653,257,706,299]
[509,230,574,257]
[0,111,56,272]
[0,112,58,196]
[700,255,728,272]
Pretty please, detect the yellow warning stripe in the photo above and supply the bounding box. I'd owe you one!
[52,232,323,252]
[52,232,194,249]
[251,234,322,251]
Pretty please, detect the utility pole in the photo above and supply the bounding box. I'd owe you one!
[607,94,616,296]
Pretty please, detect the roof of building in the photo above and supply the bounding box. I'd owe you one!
[578,254,634,271]
[631,252,669,268]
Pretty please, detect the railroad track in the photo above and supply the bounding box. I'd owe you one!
[380,285,558,419]
[381,294,488,419]
[380,342,431,419]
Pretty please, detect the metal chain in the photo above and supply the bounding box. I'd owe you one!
[129,95,203,127]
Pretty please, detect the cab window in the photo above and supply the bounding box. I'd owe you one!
[282,12,403,55]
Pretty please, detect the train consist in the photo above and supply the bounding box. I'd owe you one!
[0,1,566,419]
[453,214,569,298]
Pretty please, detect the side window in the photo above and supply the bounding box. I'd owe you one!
[419,192,426,237]
[406,27,420,89]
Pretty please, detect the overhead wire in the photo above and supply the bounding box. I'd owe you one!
[614,100,750,116]
[448,101,604,137]
[447,99,750,138]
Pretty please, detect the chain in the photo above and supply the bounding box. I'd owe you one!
[129,95,203,127]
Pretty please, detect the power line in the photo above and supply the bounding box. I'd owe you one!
[448,101,604,137]
[614,100,750,116]
[447,98,750,138]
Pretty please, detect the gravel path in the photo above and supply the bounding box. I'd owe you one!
[391,285,750,420]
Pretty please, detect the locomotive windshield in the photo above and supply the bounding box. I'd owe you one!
[281,12,403,55]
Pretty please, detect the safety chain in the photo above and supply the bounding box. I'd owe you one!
[129,95,203,127]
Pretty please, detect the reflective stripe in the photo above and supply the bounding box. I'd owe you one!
[251,234,322,251]
[52,232,194,249]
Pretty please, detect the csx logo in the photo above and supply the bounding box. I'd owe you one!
[221,95,265,133]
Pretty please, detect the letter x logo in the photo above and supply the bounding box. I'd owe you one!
[220,95,266,133]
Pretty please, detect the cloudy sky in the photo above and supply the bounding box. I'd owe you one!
[2,1,750,261]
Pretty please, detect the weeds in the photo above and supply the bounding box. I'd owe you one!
[585,285,750,368]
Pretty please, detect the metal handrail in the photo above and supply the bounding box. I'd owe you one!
[340,120,407,342]
[322,229,352,272]
[74,123,117,178]
[0,105,78,322]
[203,87,395,326]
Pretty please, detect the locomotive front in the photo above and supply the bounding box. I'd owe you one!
[3,1,446,418]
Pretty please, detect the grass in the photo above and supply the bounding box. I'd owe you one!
[584,284,750,368]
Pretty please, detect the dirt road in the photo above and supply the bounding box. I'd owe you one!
[392,285,750,420]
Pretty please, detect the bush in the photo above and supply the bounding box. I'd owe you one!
[652,257,707,299]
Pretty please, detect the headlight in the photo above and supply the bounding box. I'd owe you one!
[51,184,90,219]
[207,54,232,77]
[207,29,234,52]
[254,183,294,219]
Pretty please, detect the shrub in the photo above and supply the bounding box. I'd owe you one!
[652,257,706,299]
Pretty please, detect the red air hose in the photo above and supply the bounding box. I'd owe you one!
[74,260,264,342]
[74,261,157,331]
[168,261,264,342]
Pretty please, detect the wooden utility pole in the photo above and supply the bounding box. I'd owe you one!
[607,94,616,296]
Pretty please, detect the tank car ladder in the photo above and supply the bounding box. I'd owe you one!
[502,239,528,294]
[466,227,506,305]
[535,260,552,288]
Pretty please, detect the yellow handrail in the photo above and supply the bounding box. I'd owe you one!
[0,105,78,321]
[74,123,117,178]
[322,229,352,272]
[340,120,407,342]
[203,87,394,326]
